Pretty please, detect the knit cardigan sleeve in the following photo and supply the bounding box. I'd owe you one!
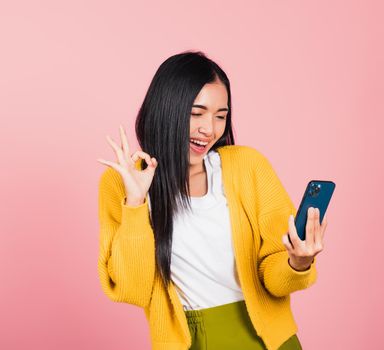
[252,151,318,297]
[97,164,155,308]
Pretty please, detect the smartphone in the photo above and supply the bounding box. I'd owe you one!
[293,180,336,241]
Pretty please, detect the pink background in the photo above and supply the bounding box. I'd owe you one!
[1,1,382,349]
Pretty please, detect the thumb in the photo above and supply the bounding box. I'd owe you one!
[144,157,158,171]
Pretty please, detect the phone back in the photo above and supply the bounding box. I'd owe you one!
[294,180,336,240]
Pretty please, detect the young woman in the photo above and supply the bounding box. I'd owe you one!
[97,51,327,350]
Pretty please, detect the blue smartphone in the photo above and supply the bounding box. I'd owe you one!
[293,180,336,241]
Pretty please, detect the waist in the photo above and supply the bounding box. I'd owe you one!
[184,299,247,324]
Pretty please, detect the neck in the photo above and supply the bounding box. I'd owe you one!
[189,160,205,178]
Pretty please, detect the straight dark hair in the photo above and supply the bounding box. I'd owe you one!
[135,50,235,288]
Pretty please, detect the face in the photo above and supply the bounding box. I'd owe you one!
[189,80,228,166]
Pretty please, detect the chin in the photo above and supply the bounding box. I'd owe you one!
[189,155,201,164]
[189,144,211,164]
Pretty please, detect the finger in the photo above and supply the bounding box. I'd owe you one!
[314,208,323,251]
[282,233,294,254]
[143,157,158,172]
[106,135,128,167]
[288,214,303,250]
[305,207,316,247]
[119,125,132,165]
[132,151,154,166]
[150,157,158,168]
[320,212,328,241]
[96,158,121,172]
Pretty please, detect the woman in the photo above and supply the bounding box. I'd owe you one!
[97,51,327,350]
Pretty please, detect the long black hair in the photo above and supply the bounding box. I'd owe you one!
[135,50,235,288]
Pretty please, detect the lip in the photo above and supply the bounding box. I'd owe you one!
[190,140,208,154]
[190,137,212,143]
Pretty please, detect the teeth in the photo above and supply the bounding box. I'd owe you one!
[190,139,208,146]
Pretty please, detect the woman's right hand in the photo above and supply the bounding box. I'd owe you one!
[97,124,158,206]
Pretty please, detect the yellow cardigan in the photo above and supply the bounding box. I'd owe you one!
[97,145,317,350]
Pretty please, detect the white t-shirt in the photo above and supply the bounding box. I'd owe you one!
[147,150,244,311]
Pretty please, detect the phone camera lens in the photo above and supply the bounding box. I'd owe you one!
[309,183,321,197]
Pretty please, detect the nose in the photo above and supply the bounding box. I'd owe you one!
[198,118,214,135]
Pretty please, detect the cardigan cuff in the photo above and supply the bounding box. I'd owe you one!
[119,196,152,234]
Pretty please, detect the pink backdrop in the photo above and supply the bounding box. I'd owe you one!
[1,1,382,349]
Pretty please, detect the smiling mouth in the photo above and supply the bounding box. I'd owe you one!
[190,140,208,153]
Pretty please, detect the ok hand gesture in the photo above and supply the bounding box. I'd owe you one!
[97,125,158,206]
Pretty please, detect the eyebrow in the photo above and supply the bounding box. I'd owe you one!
[192,104,229,112]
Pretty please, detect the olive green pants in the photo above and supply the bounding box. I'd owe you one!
[185,300,302,350]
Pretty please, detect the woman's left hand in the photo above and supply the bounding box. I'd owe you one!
[282,207,328,271]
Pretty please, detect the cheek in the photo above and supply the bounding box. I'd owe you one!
[215,124,226,138]
[190,119,197,131]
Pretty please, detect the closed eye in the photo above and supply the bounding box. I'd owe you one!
[191,113,226,120]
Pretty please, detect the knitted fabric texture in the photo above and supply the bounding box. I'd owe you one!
[97,145,317,350]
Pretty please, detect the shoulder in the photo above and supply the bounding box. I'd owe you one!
[216,144,271,168]
[99,166,120,188]
[218,146,294,215]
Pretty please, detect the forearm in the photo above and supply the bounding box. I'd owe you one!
[258,251,317,297]
[98,197,155,308]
